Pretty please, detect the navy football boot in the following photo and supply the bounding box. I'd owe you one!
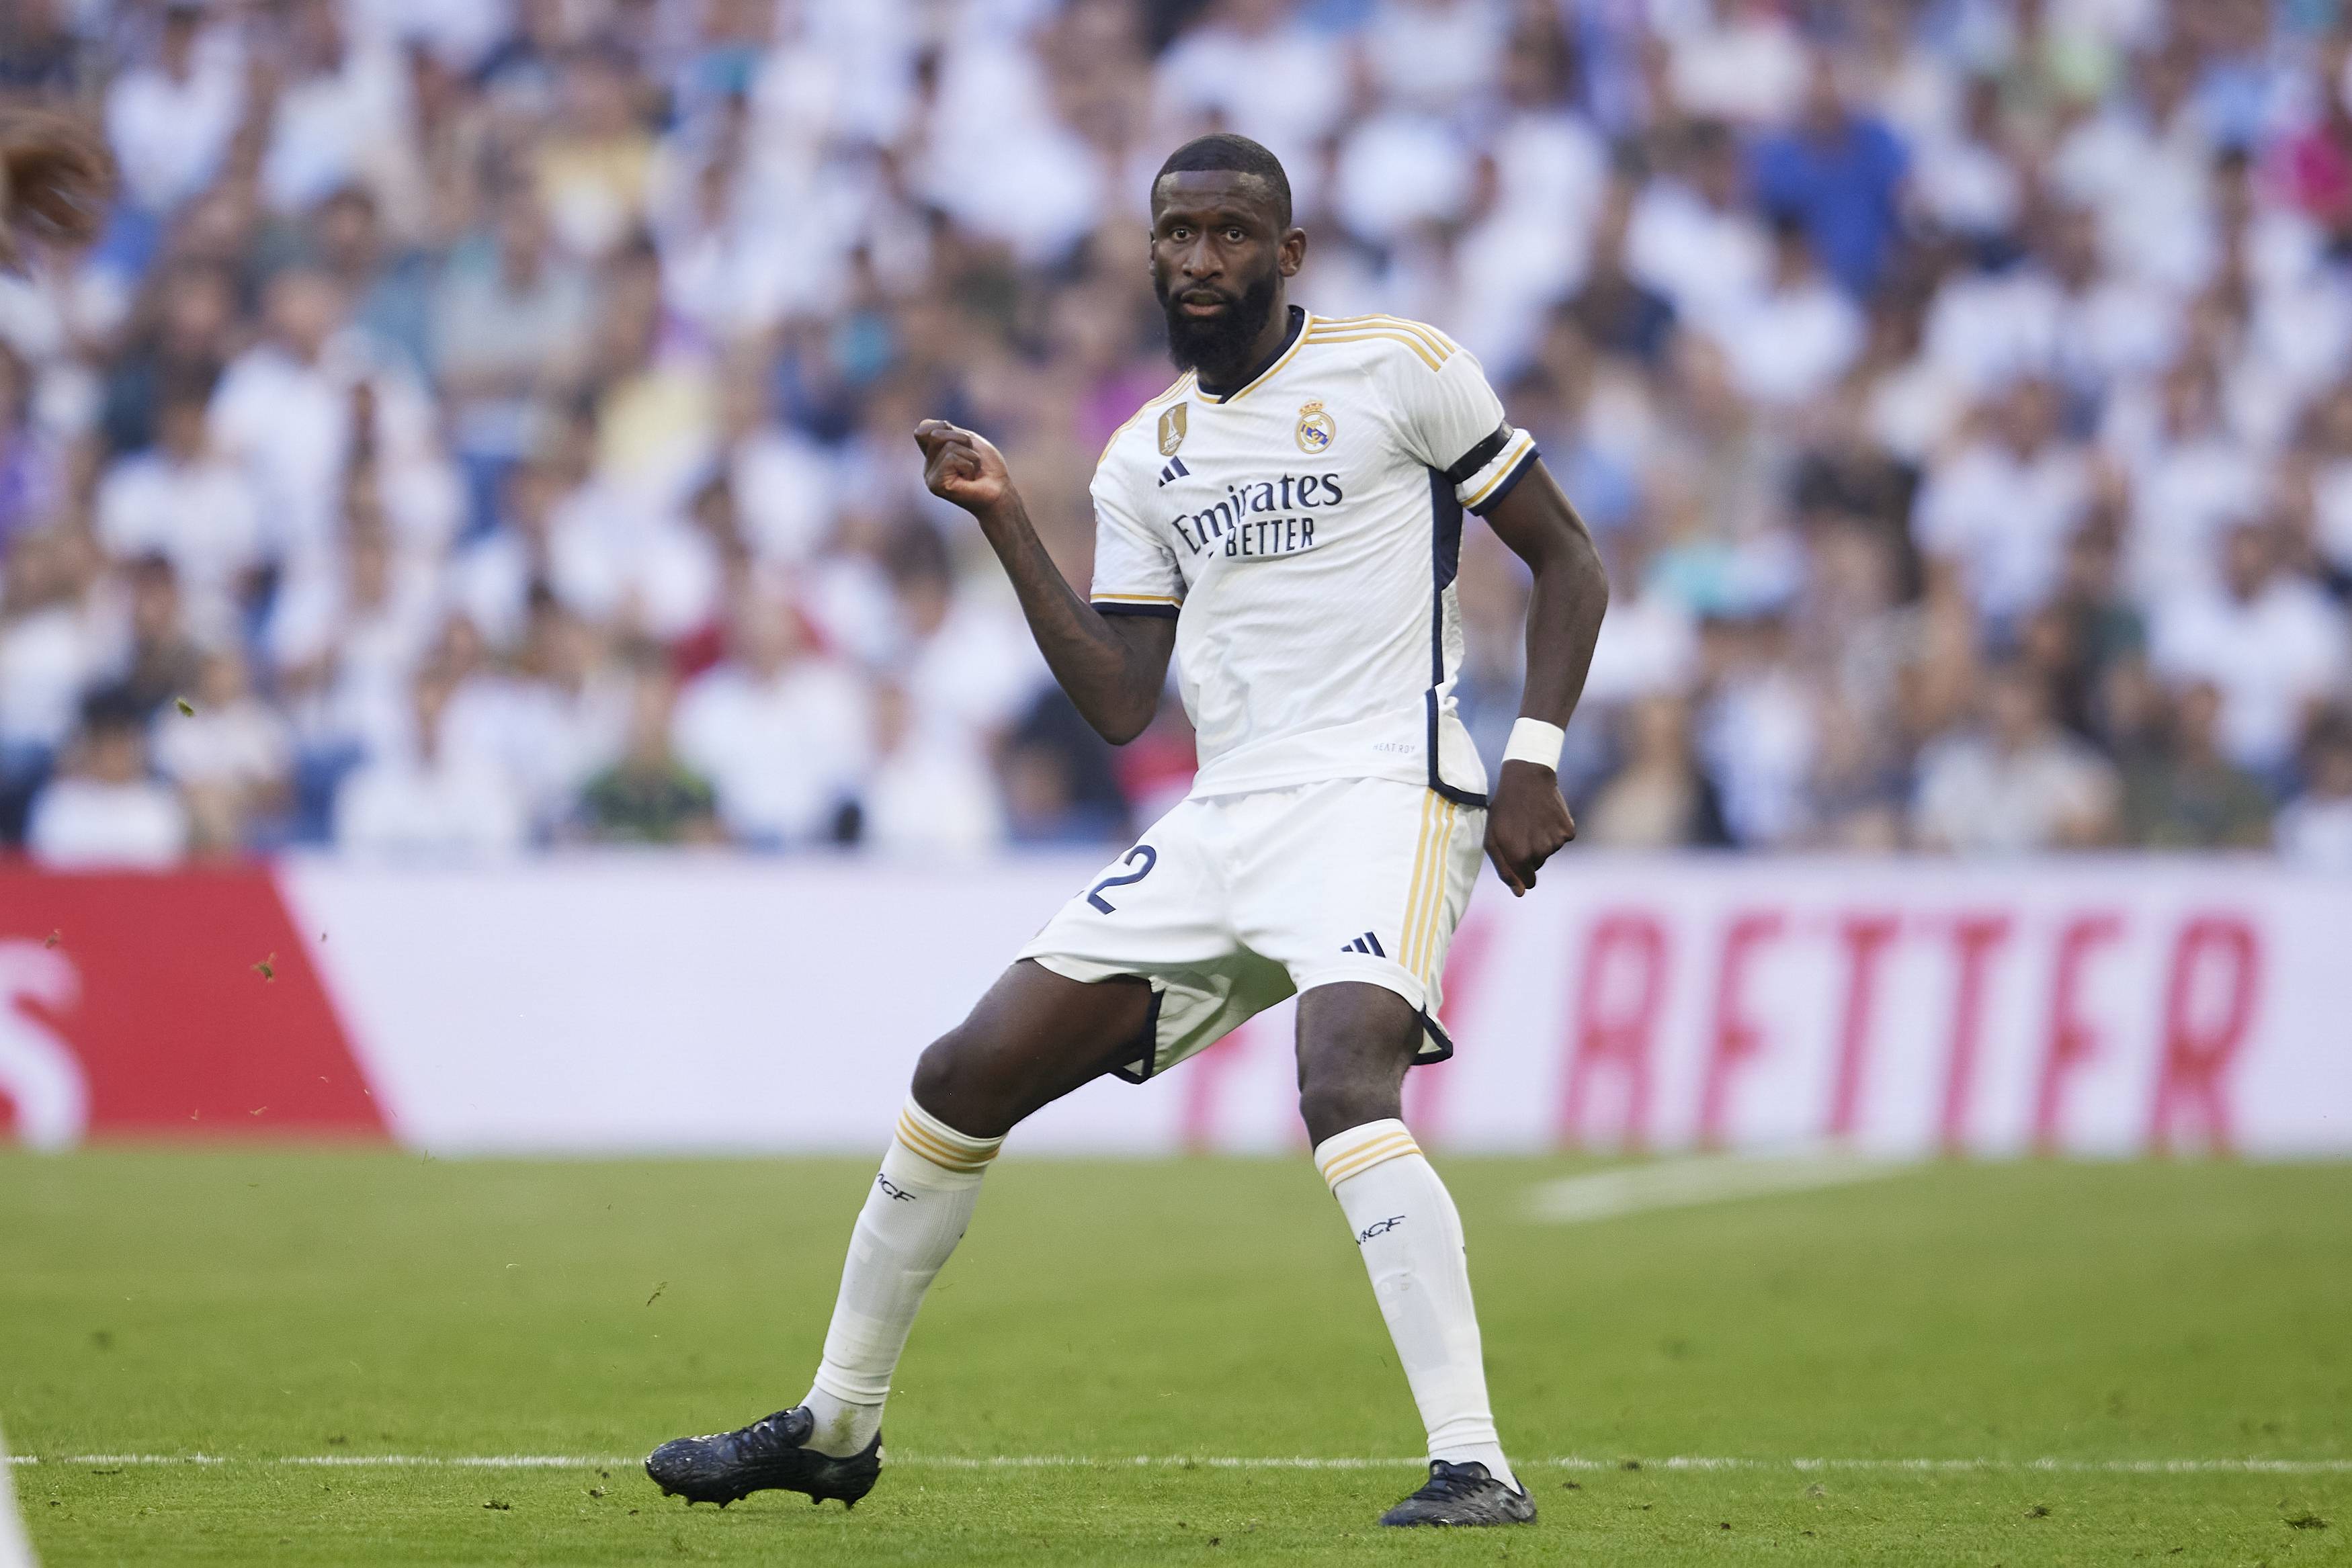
[1378,1459,1538,1526]
[644,1405,881,1509]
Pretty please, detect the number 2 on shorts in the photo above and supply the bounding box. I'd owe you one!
[1085,844,1158,913]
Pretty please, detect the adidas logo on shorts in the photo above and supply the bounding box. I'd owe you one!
[1341,932,1386,957]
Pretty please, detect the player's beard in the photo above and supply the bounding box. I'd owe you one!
[1156,264,1281,386]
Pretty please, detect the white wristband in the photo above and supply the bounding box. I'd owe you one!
[1502,717,1565,772]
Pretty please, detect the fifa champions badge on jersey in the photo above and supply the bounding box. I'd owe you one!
[1295,398,1335,454]
[1158,402,1188,456]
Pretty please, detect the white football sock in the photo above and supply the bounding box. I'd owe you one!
[1316,1118,1519,1492]
[802,1096,1001,1456]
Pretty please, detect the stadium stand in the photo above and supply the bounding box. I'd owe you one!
[0,0,2347,863]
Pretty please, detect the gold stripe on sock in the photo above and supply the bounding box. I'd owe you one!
[896,1110,995,1167]
[1319,1132,1421,1189]
[1321,1140,1420,1189]
[1314,1126,1409,1178]
[895,1112,998,1173]
[1314,1124,1415,1173]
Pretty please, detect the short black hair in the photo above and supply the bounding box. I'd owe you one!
[1154,134,1292,228]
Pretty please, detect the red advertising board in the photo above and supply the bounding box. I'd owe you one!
[0,867,384,1145]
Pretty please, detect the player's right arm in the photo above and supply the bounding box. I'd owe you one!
[915,419,1174,746]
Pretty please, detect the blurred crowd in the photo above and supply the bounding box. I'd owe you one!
[1,0,2349,865]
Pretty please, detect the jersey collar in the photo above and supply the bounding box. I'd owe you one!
[1194,306,1310,404]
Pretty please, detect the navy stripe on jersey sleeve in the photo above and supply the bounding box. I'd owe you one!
[1466,443,1539,517]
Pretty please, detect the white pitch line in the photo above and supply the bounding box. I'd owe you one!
[1525,1147,1908,1225]
[7,1454,2350,1475]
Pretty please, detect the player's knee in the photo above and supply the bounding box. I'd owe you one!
[909,1033,972,1117]
[910,1027,1014,1137]
[1296,1075,1398,1148]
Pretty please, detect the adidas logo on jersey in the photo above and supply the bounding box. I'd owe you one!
[1341,931,1386,957]
[1156,456,1190,488]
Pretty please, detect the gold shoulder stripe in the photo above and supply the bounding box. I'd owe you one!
[1304,324,1447,356]
[1097,373,1197,465]
[1303,329,1444,373]
[1304,320,1452,359]
[1308,318,1454,361]
[1308,313,1455,359]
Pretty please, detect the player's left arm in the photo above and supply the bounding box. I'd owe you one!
[1478,460,1608,896]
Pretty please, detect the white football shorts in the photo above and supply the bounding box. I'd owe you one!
[1017,775,1486,1082]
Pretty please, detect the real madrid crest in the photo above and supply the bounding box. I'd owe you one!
[1295,398,1335,455]
[1157,402,1187,457]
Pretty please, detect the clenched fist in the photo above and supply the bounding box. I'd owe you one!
[1484,759,1577,896]
[915,420,1013,517]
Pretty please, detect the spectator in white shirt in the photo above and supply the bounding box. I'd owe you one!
[1710,215,1863,408]
[151,647,293,853]
[1914,377,2095,629]
[1360,0,1505,112]
[0,528,99,774]
[672,585,872,847]
[104,0,245,216]
[1667,0,1809,126]
[1913,663,2120,853]
[440,597,628,832]
[722,355,838,568]
[2276,714,2352,869]
[1628,118,1771,330]
[28,691,190,868]
[2149,519,2350,779]
[885,525,1046,748]
[1921,202,2177,407]
[920,25,1105,268]
[1154,0,1349,184]
[258,0,415,218]
[1911,72,2022,242]
[210,266,458,567]
[334,658,528,858]
[2110,355,2265,604]
[95,386,264,643]
[859,681,1005,859]
[268,514,442,766]
[1697,613,1820,847]
[208,267,360,562]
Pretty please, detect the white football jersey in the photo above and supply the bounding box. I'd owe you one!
[1089,308,1540,803]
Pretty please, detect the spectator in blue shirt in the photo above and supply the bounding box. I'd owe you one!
[1751,53,1909,298]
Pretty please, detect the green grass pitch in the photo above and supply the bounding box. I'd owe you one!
[3,1149,2348,1565]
